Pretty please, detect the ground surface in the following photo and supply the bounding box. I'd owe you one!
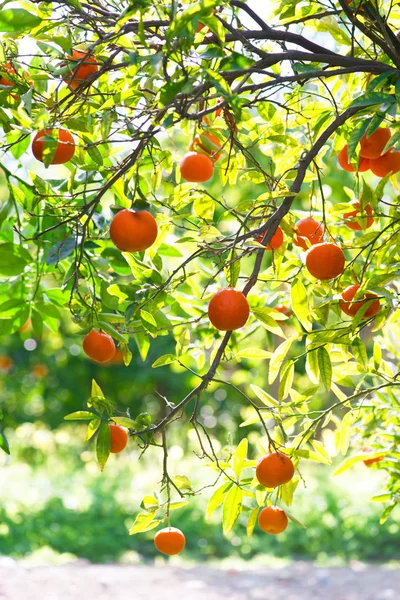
[0,560,398,600]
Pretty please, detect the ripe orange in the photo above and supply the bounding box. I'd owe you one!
[110,209,158,252]
[31,364,48,378]
[362,446,383,467]
[190,132,222,162]
[154,527,186,555]
[180,152,214,182]
[275,305,291,317]
[343,201,374,231]
[63,49,98,89]
[258,506,289,535]
[0,356,13,371]
[293,217,324,250]
[32,128,75,165]
[109,423,128,453]
[337,145,369,172]
[0,61,15,87]
[257,226,284,250]
[208,287,250,331]
[369,150,400,177]
[339,284,380,318]
[305,243,345,280]
[360,127,391,159]
[256,451,295,488]
[83,330,116,363]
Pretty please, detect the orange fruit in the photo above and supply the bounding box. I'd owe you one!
[343,201,374,231]
[63,49,98,90]
[32,128,75,165]
[305,242,345,280]
[110,209,158,252]
[369,150,400,177]
[257,226,284,250]
[83,330,116,363]
[208,287,250,331]
[360,127,391,159]
[109,423,128,453]
[256,451,295,488]
[258,506,289,535]
[293,217,324,250]
[180,152,214,182]
[0,61,15,87]
[154,527,186,555]
[337,145,369,172]
[275,305,291,317]
[362,446,383,467]
[190,132,222,162]
[0,356,13,371]
[339,284,380,318]
[31,364,48,378]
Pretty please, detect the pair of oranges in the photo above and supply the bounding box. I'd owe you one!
[11,50,98,166]
[338,127,400,177]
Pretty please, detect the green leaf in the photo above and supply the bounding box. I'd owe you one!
[83,135,103,166]
[111,417,136,429]
[0,9,41,33]
[46,237,76,265]
[291,278,310,331]
[222,485,243,535]
[380,503,396,524]
[233,438,248,477]
[173,475,193,491]
[64,411,96,421]
[370,493,392,503]
[268,334,298,384]
[129,511,158,535]
[278,360,294,401]
[333,452,380,476]
[140,309,157,336]
[246,507,259,539]
[250,384,279,407]
[91,379,105,399]
[152,354,177,368]
[236,348,271,359]
[96,423,110,472]
[311,440,332,465]
[85,418,101,441]
[317,347,332,390]
[0,243,31,276]
[175,329,190,357]
[140,495,159,511]
[339,411,355,456]
[206,481,233,519]
[252,307,285,337]
[168,500,189,511]
[349,92,395,108]
[352,338,368,370]
[0,430,10,455]
[373,342,382,369]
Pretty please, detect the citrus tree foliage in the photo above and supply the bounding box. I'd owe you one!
[0,0,399,538]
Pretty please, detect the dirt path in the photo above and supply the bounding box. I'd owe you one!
[0,560,398,600]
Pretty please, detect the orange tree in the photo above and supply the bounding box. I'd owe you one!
[0,0,399,549]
